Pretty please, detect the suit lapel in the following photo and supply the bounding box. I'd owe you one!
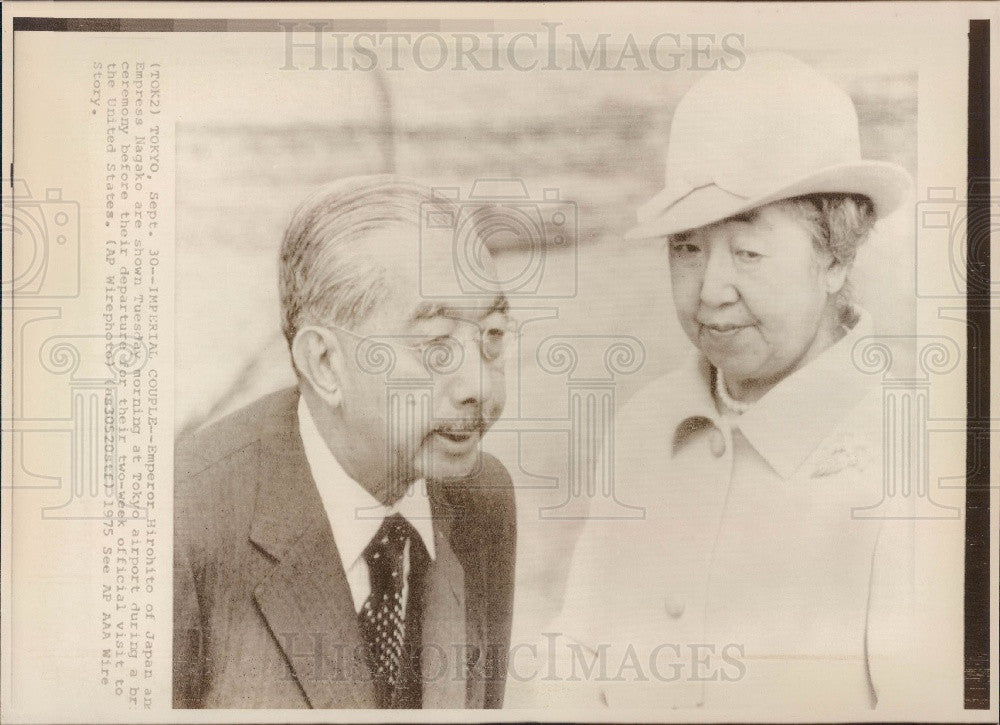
[461,535,488,709]
[249,389,377,709]
[245,389,484,710]
[419,492,486,709]
[420,525,473,708]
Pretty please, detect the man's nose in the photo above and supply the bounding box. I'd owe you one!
[699,246,739,307]
[445,339,491,410]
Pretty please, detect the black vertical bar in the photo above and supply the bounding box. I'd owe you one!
[965,17,991,712]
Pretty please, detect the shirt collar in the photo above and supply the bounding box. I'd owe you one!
[297,395,436,571]
[671,308,878,479]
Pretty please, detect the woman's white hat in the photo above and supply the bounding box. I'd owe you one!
[625,52,913,240]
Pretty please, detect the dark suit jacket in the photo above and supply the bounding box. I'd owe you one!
[173,388,516,709]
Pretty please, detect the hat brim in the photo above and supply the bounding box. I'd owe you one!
[625,160,913,240]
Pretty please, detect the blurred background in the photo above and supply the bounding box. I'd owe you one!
[176,34,917,660]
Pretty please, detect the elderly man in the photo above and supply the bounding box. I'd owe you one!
[173,176,516,709]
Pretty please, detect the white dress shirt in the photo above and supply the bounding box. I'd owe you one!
[297,396,436,614]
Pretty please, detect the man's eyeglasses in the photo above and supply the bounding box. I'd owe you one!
[327,317,517,372]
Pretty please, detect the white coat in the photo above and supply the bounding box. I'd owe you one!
[542,310,922,713]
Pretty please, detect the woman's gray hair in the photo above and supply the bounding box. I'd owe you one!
[778,193,877,325]
[278,175,455,349]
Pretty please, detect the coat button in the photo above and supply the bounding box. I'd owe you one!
[709,429,726,458]
[664,596,685,619]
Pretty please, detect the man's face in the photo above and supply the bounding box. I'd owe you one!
[336,226,508,496]
[668,202,839,394]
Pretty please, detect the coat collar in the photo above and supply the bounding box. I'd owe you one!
[668,309,878,479]
[736,309,876,479]
[248,388,476,708]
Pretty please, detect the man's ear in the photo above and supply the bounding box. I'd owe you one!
[291,325,345,408]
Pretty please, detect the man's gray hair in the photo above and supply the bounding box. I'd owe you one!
[279,175,455,349]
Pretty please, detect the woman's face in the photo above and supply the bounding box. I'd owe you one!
[668,202,848,400]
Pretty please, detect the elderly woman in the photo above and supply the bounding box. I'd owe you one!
[542,54,919,712]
